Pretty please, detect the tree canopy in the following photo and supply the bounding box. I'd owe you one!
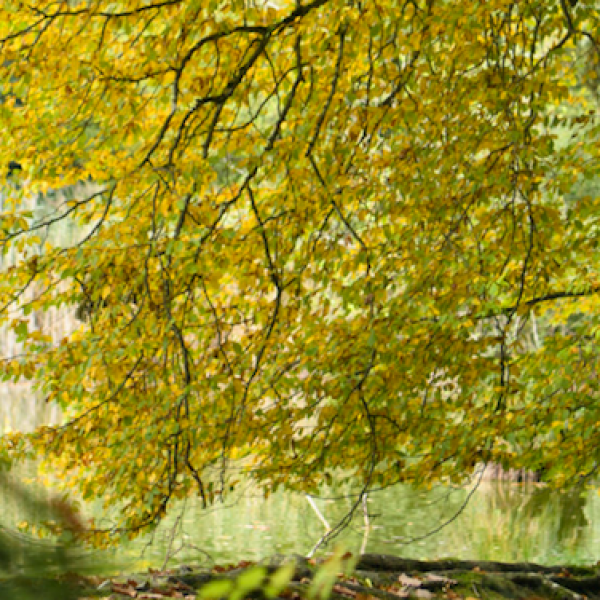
[0,0,599,544]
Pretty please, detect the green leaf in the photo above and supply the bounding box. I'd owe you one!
[199,579,235,600]
[264,562,296,599]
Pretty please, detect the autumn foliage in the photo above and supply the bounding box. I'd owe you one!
[0,0,599,544]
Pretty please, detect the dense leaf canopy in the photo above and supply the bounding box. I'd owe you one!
[0,0,599,543]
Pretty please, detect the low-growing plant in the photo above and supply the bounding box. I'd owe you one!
[199,548,355,600]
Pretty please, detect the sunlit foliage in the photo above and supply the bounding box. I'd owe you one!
[0,0,599,544]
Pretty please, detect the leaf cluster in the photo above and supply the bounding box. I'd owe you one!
[0,0,598,543]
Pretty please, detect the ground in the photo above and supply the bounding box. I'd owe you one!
[6,552,598,600]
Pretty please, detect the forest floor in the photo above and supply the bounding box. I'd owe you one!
[5,552,599,600]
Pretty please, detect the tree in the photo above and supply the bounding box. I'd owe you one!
[0,0,598,545]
